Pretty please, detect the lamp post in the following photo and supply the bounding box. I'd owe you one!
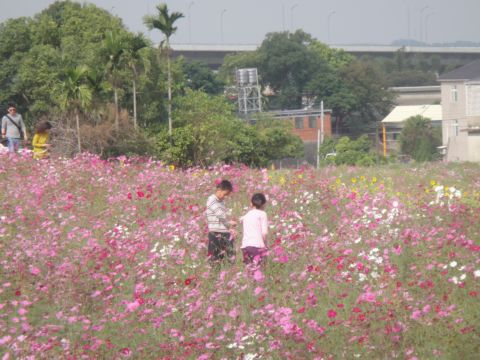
[188,1,194,43]
[403,0,411,40]
[425,12,435,44]
[220,9,227,44]
[327,11,336,44]
[419,5,429,42]
[290,3,299,31]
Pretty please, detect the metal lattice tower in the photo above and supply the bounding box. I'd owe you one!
[236,68,262,116]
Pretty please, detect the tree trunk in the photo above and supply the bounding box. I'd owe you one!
[75,110,81,154]
[167,51,172,139]
[133,79,138,129]
[114,87,119,131]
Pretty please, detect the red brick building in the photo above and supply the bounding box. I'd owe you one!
[269,109,333,142]
[267,109,333,165]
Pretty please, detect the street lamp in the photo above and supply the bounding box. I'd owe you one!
[402,0,411,40]
[327,11,336,44]
[290,3,299,31]
[188,1,194,44]
[425,12,435,44]
[220,9,227,44]
[419,5,429,42]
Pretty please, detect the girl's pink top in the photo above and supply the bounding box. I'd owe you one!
[241,208,268,249]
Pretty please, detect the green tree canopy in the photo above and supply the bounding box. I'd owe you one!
[399,115,441,162]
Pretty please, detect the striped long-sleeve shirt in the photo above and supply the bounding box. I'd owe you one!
[206,194,229,233]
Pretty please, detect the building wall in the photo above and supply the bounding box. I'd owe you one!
[287,113,332,142]
[467,134,480,162]
[441,81,469,161]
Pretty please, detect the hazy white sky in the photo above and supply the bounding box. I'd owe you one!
[0,0,478,45]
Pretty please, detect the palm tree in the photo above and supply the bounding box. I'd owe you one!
[144,3,184,138]
[103,31,127,131]
[58,65,92,153]
[125,33,150,129]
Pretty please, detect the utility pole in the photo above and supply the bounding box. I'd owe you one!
[188,1,194,43]
[327,11,336,44]
[220,9,227,44]
[317,100,324,169]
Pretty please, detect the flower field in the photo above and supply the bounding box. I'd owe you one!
[0,154,479,359]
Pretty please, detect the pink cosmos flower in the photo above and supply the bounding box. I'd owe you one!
[253,269,264,282]
[357,291,376,303]
[411,310,422,320]
[125,300,140,312]
[327,309,337,318]
[29,266,40,276]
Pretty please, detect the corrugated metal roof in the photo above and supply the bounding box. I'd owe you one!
[381,105,442,123]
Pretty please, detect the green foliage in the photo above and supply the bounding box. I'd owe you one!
[181,60,224,95]
[155,90,303,167]
[319,135,377,166]
[399,115,442,162]
[219,30,392,133]
[0,1,129,118]
[253,116,304,162]
[379,49,446,87]
[57,65,92,112]
[143,3,184,43]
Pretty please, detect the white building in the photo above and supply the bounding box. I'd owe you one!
[381,104,442,151]
[438,60,480,162]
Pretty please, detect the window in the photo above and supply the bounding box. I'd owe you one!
[308,116,317,128]
[453,120,459,136]
[295,117,304,129]
[451,85,458,103]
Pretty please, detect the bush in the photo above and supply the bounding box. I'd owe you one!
[319,135,378,166]
[399,115,441,162]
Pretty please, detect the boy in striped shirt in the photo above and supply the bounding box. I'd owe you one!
[206,180,237,264]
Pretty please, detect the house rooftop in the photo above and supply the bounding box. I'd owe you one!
[438,60,480,81]
[382,105,442,123]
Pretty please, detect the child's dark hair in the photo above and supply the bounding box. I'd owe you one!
[35,121,52,134]
[251,193,267,209]
[217,179,233,192]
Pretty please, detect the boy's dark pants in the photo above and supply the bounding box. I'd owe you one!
[208,232,235,264]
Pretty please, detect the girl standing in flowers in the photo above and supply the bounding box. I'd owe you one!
[241,193,268,265]
[32,121,52,159]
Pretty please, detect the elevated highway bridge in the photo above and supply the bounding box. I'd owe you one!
[171,44,480,70]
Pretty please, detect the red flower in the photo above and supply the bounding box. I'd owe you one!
[15,290,21,296]
[184,278,193,286]
[297,307,306,313]
[137,191,145,198]
[337,303,344,308]
[352,307,362,313]
[127,193,132,200]
[327,309,337,318]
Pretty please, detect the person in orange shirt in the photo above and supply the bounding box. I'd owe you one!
[32,121,52,159]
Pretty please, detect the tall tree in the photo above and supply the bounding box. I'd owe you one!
[103,31,127,131]
[125,33,150,129]
[144,3,184,138]
[57,65,92,153]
